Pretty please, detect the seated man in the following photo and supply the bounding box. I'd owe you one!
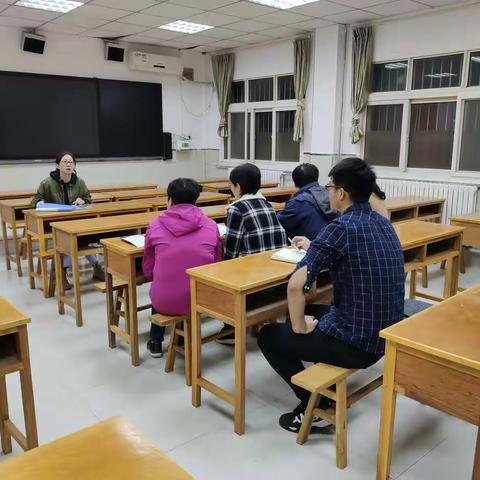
[31,152,103,288]
[143,178,223,358]
[278,163,337,240]
[258,158,405,433]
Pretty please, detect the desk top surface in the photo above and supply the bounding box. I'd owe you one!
[0,193,111,210]
[0,296,30,330]
[89,183,157,193]
[111,188,167,200]
[197,177,228,185]
[145,191,231,208]
[204,181,278,190]
[381,285,480,371]
[450,211,480,225]
[0,417,192,480]
[394,220,464,248]
[260,186,297,196]
[385,196,445,210]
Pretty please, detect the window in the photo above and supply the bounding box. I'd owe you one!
[372,61,408,92]
[365,104,403,166]
[408,102,456,169]
[412,54,463,89]
[254,111,272,160]
[468,51,480,87]
[277,75,295,100]
[459,100,480,171]
[230,112,245,159]
[230,81,245,103]
[276,110,299,162]
[249,77,273,102]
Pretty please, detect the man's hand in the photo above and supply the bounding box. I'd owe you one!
[73,198,85,206]
[291,236,311,251]
[303,315,318,334]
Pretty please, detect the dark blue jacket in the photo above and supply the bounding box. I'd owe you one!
[277,182,338,240]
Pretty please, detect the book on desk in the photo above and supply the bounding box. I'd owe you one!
[271,247,306,264]
[36,203,88,212]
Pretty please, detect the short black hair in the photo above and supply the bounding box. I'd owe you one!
[292,163,319,188]
[328,157,376,203]
[229,163,261,195]
[167,178,201,205]
[56,152,76,164]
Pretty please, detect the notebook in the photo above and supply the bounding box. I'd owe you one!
[36,203,87,212]
[121,235,145,248]
[217,223,227,237]
[271,247,306,264]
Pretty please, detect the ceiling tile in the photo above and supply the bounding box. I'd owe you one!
[90,0,159,11]
[158,39,195,48]
[256,10,310,25]
[141,3,205,18]
[365,0,429,16]
[199,26,243,38]
[140,27,185,39]
[210,38,246,48]
[100,21,149,34]
[67,4,131,21]
[2,5,61,21]
[330,0,394,7]
[324,9,382,23]
[192,44,220,52]
[186,11,241,26]
[290,0,352,17]
[118,13,171,27]
[0,0,15,4]
[233,32,272,43]
[81,29,122,38]
[417,0,466,5]
[225,18,275,32]
[260,25,309,37]
[182,32,220,43]
[170,0,237,9]
[124,34,159,43]
[39,22,86,34]
[291,17,333,29]
[214,1,276,18]
[53,14,108,29]
[0,4,8,12]
[0,14,41,27]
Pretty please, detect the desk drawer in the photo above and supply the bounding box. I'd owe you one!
[395,349,480,426]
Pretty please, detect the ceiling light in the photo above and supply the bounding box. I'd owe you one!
[15,0,84,13]
[384,63,407,70]
[248,0,318,10]
[471,56,480,64]
[425,73,457,79]
[158,21,213,34]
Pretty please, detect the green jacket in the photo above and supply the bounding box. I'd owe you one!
[31,170,92,207]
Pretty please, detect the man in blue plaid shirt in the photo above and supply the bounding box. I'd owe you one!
[258,158,405,433]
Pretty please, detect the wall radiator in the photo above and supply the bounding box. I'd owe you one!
[377,178,478,224]
[228,167,285,187]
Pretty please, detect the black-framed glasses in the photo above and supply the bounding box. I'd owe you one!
[325,183,340,190]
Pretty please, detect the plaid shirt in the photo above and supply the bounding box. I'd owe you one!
[224,197,288,260]
[297,202,405,355]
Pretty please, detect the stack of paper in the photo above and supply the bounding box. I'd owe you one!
[121,235,145,248]
[36,203,86,212]
[271,248,306,264]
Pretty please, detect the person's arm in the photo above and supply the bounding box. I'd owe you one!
[288,222,346,334]
[224,205,244,260]
[277,198,300,239]
[142,226,155,280]
[30,181,47,208]
[74,179,92,205]
[214,232,223,262]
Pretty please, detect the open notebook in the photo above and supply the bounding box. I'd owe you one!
[271,247,306,264]
[121,235,145,248]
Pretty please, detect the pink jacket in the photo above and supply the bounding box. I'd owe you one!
[143,204,223,316]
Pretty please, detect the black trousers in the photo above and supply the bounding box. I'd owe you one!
[257,308,381,408]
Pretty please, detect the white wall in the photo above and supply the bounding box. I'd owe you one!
[0,25,220,189]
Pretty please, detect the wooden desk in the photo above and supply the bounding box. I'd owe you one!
[0,190,34,201]
[260,186,297,203]
[0,417,192,480]
[187,220,463,435]
[450,212,480,248]
[377,285,480,480]
[111,188,167,201]
[0,296,37,453]
[197,177,228,185]
[89,183,158,193]
[24,201,152,298]
[385,196,445,224]
[202,181,279,195]
[145,191,231,211]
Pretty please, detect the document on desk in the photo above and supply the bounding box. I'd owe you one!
[36,203,87,212]
[121,235,145,248]
[271,247,306,264]
[217,223,227,237]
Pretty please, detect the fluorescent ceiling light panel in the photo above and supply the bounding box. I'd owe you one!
[158,20,213,34]
[384,63,407,70]
[15,0,84,13]
[471,56,480,64]
[248,0,318,10]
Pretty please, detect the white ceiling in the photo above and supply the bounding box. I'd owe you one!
[0,0,475,52]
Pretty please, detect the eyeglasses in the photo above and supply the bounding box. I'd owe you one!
[325,183,340,190]
[60,160,74,165]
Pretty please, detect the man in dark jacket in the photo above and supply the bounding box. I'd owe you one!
[278,163,337,240]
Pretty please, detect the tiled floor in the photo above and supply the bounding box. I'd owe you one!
[0,248,479,479]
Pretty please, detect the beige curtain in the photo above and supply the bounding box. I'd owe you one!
[211,53,234,138]
[293,38,311,143]
[350,26,373,144]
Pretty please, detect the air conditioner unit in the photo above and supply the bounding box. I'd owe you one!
[128,51,182,75]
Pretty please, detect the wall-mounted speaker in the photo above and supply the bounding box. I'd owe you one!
[162,132,172,160]
[105,42,125,62]
[22,32,45,55]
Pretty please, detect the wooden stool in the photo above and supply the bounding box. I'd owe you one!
[0,297,38,454]
[292,363,382,469]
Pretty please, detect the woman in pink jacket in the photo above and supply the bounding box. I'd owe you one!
[143,178,223,357]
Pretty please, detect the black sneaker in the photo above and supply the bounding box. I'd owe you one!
[216,325,235,345]
[279,402,332,434]
[147,340,163,358]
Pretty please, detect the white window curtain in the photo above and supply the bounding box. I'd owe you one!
[293,38,311,143]
[211,53,235,138]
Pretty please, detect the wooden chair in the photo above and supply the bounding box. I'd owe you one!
[291,363,382,469]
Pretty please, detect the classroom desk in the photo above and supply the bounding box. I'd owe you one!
[0,416,192,480]
[111,188,167,201]
[145,191,231,210]
[201,181,279,195]
[450,212,480,248]
[385,196,445,224]
[197,177,228,188]
[377,285,480,480]
[89,183,158,193]
[24,201,152,298]
[260,186,297,203]
[187,220,464,435]
[100,202,285,366]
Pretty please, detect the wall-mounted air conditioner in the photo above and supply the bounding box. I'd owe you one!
[128,51,183,75]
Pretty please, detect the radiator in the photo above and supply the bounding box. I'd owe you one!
[377,178,478,223]
[228,167,284,186]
